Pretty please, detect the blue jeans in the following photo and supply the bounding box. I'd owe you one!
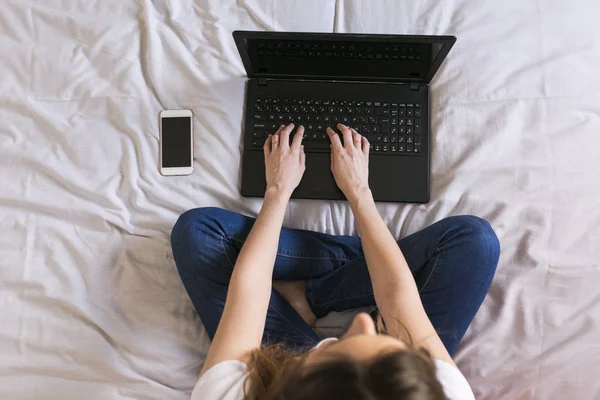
[171,207,500,355]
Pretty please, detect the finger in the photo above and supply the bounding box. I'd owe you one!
[263,134,272,157]
[270,125,285,151]
[273,124,285,136]
[327,127,344,151]
[300,145,306,165]
[337,123,353,151]
[291,125,305,151]
[279,123,294,151]
[351,128,362,148]
[361,136,370,158]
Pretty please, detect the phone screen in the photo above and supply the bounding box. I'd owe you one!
[162,117,192,168]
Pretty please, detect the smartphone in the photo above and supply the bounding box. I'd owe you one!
[159,109,193,176]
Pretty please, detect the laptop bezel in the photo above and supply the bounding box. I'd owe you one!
[233,30,456,84]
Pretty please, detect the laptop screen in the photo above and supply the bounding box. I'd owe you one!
[233,32,455,83]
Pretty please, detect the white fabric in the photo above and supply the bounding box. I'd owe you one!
[191,358,475,400]
[1,1,599,399]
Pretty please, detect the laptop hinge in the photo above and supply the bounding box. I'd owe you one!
[410,82,420,91]
[258,78,268,86]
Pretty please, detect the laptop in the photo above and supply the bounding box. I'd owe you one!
[233,31,456,203]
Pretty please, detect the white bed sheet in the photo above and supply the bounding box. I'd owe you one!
[1,1,599,399]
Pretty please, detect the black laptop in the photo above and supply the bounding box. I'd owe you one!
[233,31,456,203]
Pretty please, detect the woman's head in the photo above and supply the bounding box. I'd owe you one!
[245,313,447,400]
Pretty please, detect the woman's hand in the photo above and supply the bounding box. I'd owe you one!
[264,123,306,199]
[327,124,371,204]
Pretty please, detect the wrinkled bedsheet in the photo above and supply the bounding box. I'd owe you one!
[1,1,599,399]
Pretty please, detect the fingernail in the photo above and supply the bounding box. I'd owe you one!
[288,123,295,127]
[280,125,285,128]
[338,123,346,128]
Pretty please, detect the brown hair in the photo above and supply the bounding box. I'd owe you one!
[244,343,447,400]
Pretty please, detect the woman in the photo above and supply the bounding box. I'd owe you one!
[171,123,500,400]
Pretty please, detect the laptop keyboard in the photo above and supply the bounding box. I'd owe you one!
[250,97,423,154]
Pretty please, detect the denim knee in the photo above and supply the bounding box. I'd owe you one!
[447,215,500,273]
[171,207,230,279]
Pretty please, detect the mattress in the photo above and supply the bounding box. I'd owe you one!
[1,0,599,399]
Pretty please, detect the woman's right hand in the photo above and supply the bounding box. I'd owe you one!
[326,123,371,204]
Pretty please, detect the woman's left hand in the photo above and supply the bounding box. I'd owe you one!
[263,123,306,198]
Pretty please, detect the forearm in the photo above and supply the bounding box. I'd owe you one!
[349,189,434,340]
[229,188,289,306]
[200,189,289,375]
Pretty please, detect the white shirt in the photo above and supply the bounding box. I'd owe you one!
[191,339,476,400]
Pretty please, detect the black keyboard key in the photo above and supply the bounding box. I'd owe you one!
[414,118,421,128]
[254,122,267,129]
[414,135,421,145]
[268,114,275,120]
[364,108,373,115]
[382,135,389,143]
[406,118,413,126]
[399,118,405,126]
[374,144,381,152]
[252,139,261,147]
[369,116,378,123]
[372,124,381,133]
[391,126,398,134]
[374,101,381,106]
[415,109,421,117]
[399,108,406,117]
[341,116,350,124]
[407,136,413,144]
[407,109,414,117]
[407,126,413,134]
[351,116,359,124]
[254,114,265,120]
[391,144,397,152]
[399,127,406,134]
[362,125,370,133]
[382,144,389,152]
[253,131,265,138]
[374,107,389,116]
[414,144,420,153]
[268,122,279,130]
[390,135,397,143]
[360,116,368,123]
[398,135,405,143]
[407,143,413,152]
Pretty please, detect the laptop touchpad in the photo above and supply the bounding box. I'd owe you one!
[295,154,343,199]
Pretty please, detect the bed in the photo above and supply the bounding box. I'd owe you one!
[1,0,599,399]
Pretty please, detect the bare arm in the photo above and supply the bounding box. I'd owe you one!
[327,124,455,366]
[199,124,306,377]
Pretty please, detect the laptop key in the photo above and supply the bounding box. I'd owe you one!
[414,144,421,153]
